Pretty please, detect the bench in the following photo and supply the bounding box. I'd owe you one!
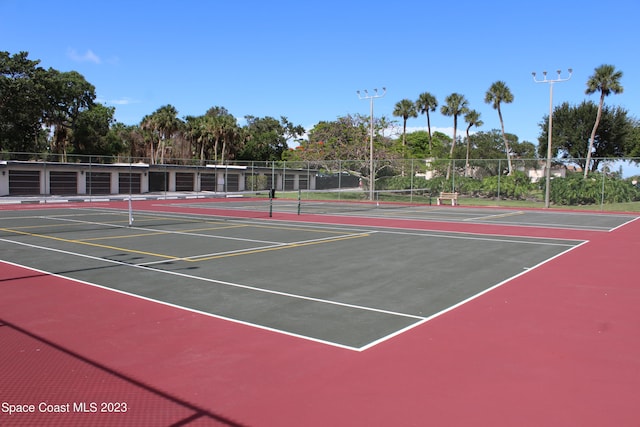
[437,192,458,206]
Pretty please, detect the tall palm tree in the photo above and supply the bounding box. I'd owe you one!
[142,105,181,164]
[392,99,418,151]
[200,115,218,162]
[185,116,214,165]
[140,114,156,164]
[415,92,438,153]
[205,106,236,163]
[463,110,483,176]
[485,81,514,175]
[440,93,469,179]
[392,99,417,176]
[584,64,624,178]
[219,115,241,165]
[154,105,181,164]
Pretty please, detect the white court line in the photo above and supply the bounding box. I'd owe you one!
[139,231,373,266]
[289,206,636,232]
[376,228,579,246]
[32,210,377,265]
[265,215,589,245]
[464,211,525,221]
[0,236,423,352]
[0,258,365,352]
[359,213,615,231]
[4,207,612,351]
[609,215,640,232]
[43,215,285,245]
[358,239,590,351]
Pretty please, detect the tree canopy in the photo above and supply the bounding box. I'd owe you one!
[537,101,632,172]
[584,64,624,177]
[485,80,515,175]
[2,50,638,171]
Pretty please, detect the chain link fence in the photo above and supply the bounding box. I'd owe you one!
[1,152,639,210]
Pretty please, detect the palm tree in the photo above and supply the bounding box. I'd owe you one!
[415,92,438,152]
[440,93,469,179]
[184,115,210,165]
[140,114,156,164]
[218,115,241,164]
[463,110,483,176]
[392,99,418,151]
[200,115,218,162]
[155,105,181,164]
[142,105,181,164]
[485,81,514,175]
[584,64,624,178]
[205,106,237,163]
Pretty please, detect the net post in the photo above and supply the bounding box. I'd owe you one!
[269,188,273,218]
[297,188,301,215]
[128,194,134,226]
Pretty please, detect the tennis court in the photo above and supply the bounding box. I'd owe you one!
[186,196,635,231]
[1,197,639,426]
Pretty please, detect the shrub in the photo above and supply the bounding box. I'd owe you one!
[481,171,532,199]
[549,172,640,205]
[452,176,482,195]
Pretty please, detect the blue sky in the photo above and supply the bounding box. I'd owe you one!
[1,0,639,152]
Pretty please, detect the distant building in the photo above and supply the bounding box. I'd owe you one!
[524,161,569,182]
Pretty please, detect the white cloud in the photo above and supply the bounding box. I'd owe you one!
[109,97,138,105]
[96,97,139,106]
[67,48,101,64]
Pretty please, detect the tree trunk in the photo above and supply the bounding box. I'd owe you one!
[446,116,457,180]
[401,119,407,176]
[159,136,165,164]
[465,127,471,177]
[584,93,605,178]
[427,112,433,153]
[498,107,513,175]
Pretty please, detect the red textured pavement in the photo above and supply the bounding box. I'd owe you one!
[1,201,639,426]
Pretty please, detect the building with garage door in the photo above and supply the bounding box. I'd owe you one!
[0,161,317,197]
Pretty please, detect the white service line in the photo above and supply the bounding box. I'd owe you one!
[1,236,424,352]
[43,215,285,245]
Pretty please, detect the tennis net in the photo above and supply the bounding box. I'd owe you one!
[0,195,278,241]
[290,188,434,215]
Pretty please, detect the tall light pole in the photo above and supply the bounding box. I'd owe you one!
[357,87,386,201]
[532,69,572,208]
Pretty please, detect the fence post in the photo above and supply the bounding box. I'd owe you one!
[271,161,275,194]
[282,161,286,192]
[451,159,456,192]
[88,156,92,202]
[600,161,607,210]
[497,159,501,202]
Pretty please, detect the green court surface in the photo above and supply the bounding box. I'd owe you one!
[0,205,593,350]
[180,198,637,230]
